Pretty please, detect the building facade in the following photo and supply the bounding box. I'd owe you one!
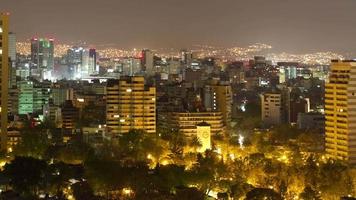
[106,76,156,135]
[0,13,9,150]
[171,112,225,136]
[30,38,54,80]
[204,83,232,126]
[261,93,283,126]
[325,60,356,164]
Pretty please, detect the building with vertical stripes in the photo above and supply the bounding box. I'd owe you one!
[106,76,156,135]
[325,60,356,164]
[0,13,9,150]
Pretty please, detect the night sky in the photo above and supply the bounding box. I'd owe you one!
[2,0,356,53]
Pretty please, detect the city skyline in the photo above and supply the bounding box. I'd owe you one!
[3,0,356,53]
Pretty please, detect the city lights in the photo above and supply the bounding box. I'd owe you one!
[1,1,356,199]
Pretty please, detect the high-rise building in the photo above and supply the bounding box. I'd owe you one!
[61,100,79,132]
[51,87,74,107]
[8,32,16,88]
[30,38,54,80]
[67,46,83,79]
[141,49,154,75]
[18,80,51,115]
[325,60,356,164]
[18,81,34,115]
[0,13,9,150]
[204,83,232,126]
[88,49,97,75]
[8,32,16,62]
[118,58,141,76]
[106,76,156,135]
[261,93,283,126]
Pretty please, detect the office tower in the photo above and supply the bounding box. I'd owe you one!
[289,97,310,124]
[278,62,298,84]
[325,60,356,164]
[119,58,141,76]
[297,112,324,131]
[51,87,73,106]
[204,83,232,126]
[88,49,97,75]
[18,81,34,115]
[106,76,156,135]
[8,33,16,88]
[33,84,51,113]
[196,122,211,153]
[30,38,54,80]
[77,48,97,78]
[181,49,196,66]
[61,100,79,132]
[0,13,9,150]
[8,88,18,115]
[18,80,51,115]
[261,93,283,126]
[81,49,89,77]
[8,32,15,62]
[67,46,84,79]
[43,103,61,127]
[141,49,154,75]
[279,68,286,84]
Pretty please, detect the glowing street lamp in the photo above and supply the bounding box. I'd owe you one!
[238,134,244,149]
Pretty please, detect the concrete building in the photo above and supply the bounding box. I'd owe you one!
[171,112,225,136]
[261,93,283,126]
[204,83,232,126]
[117,58,141,76]
[51,87,74,106]
[106,76,156,135]
[141,49,154,75]
[325,60,356,164]
[18,80,51,115]
[61,100,79,132]
[0,13,9,150]
[43,104,62,127]
[30,38,54,80]
[297,112,324,131]
[18,81,34,115]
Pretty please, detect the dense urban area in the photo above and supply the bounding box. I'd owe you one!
[1,11,356,200]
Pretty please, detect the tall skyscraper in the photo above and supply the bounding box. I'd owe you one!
[88,49,97,75]
[325,60,356,164]
[8,32,16,88]
[67,46,83,79]
[8,32,15,62]
[141,49,154,75]
[106,76,156,135]
[0,13,9,150]
[30,38,54,80]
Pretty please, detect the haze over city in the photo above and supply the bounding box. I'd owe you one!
[2,0,356,53]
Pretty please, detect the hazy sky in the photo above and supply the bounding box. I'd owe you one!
[2,0,356,53]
